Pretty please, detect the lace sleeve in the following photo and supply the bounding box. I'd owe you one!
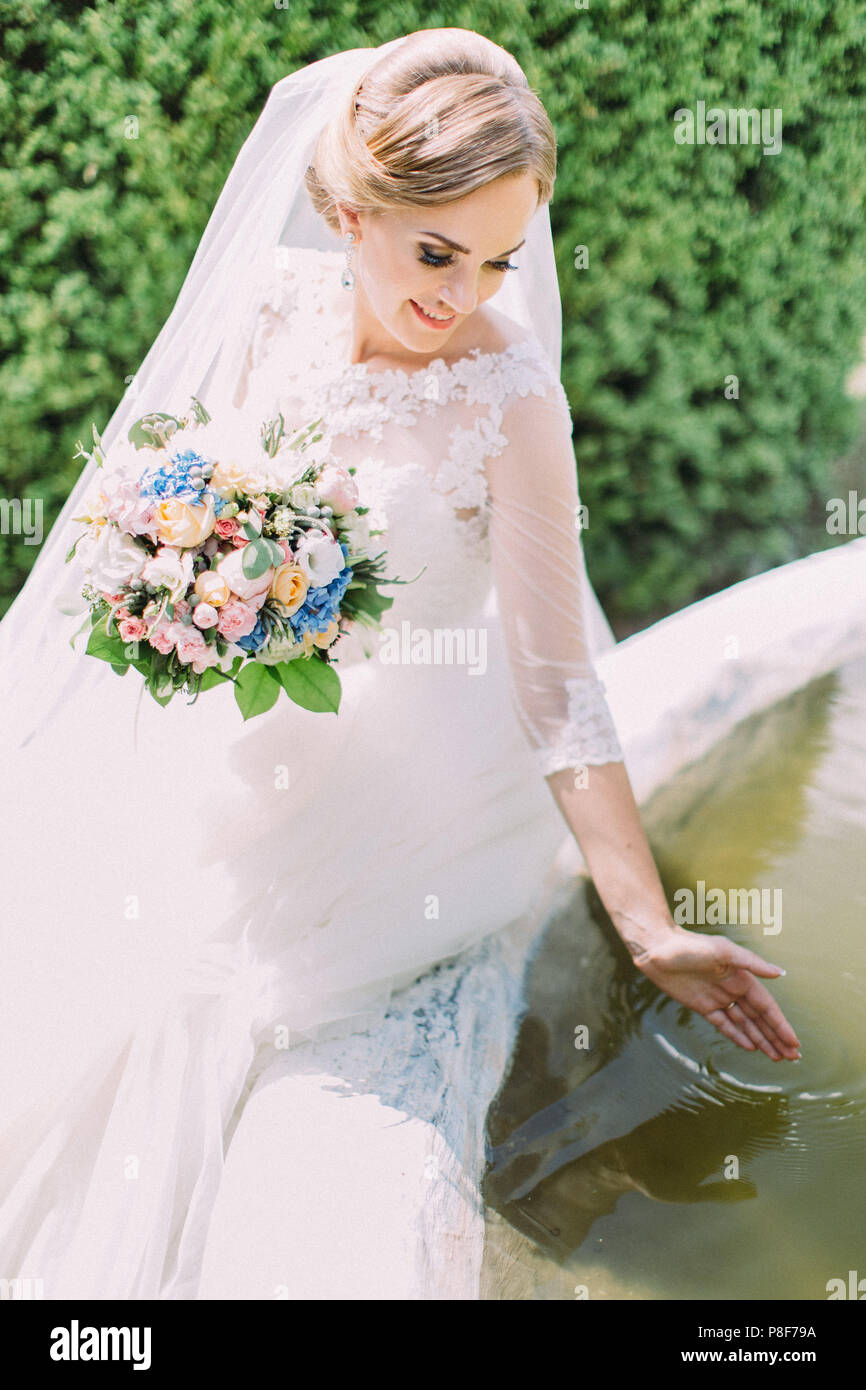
[485,375,624,778]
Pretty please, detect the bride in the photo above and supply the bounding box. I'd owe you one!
[0,27,799,1299]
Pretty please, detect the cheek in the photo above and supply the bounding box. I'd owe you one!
[365,246,416,308]
[478,276,506,305]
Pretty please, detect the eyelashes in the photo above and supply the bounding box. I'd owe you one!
[418,247,518,273]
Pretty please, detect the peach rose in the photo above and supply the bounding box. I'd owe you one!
[312,619,340,649]
[152,496,216,548]
[194,570,230,607]
[269,563,308,616]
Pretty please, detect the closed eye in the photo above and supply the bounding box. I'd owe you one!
[418,246,518,273]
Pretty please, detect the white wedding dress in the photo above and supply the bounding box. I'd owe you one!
[0,245,622,1298]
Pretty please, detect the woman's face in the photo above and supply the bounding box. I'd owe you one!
[339,171,540,361]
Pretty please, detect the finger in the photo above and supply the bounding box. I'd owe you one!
[717,967,801,1050]
[740,982,801,1048]
[706,1007,757,1051]
[726,1004,774,1054]
[737,993,799,1049]
[720,943,787,981]
[715,1005,785,1059]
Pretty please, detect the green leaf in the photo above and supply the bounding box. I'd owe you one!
[241,536,274,579]
[147,682,175,707]
[197,665,233,692]
[345,586,395,621]
[234,661,281,720]
[86,625,128,665]
[274,656,341,714]
[127,412,182,450]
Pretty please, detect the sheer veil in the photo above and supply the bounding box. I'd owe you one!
[0,30,613,751]
[0,30,621,1301]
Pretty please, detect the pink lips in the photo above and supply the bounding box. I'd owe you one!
[409,299,456,330]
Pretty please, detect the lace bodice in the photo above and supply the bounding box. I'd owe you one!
[231,247,623,775]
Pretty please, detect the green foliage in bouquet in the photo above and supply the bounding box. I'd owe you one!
[67,398,400,721]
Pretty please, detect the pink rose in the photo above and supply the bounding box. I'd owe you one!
[316,465,359,516]
[147,621,177,655]
[192,602,219,629]
[174,626,216,673]
[214,518,239,540]
[216,598,259,640]
[102,472,158,538]
[118,617,147,642]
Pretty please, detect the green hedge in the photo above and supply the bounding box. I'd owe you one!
[2,0,865,625]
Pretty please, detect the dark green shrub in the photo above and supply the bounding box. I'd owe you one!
[2,0,865,626]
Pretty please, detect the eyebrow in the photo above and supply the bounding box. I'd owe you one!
[416,230,526,258]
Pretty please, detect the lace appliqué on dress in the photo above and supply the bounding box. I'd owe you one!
[244,248,569,526]
[538,674,624,777]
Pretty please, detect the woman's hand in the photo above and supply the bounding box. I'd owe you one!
[631,927,801,1061]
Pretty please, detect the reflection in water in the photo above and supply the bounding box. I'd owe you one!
[481,657,866,1300]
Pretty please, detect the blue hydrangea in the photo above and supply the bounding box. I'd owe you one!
[289,566,353,638]
[236,617,268,652]
[138,448,227,515]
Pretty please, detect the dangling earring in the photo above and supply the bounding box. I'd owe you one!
[341,231,356,290]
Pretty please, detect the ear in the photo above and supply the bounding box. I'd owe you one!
[335,204,362,241]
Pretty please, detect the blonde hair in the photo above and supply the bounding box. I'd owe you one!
[304,28,556,233]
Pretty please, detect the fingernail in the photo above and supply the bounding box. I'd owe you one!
[776,968,786,976]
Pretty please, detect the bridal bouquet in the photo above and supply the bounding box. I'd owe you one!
[66,398,394,719]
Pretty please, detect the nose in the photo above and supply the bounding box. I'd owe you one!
[438,272,479,316]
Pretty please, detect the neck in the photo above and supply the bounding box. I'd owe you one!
[348,266,457,372]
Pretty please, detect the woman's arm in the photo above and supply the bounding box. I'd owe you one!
[486,373,800,1061]
[546,761,800,1060]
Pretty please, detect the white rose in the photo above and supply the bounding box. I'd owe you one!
[77,523,148,589]
[216,544,275,601]
[294,530,345,586]
[141,545,194,596]
[290,483,318,511]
